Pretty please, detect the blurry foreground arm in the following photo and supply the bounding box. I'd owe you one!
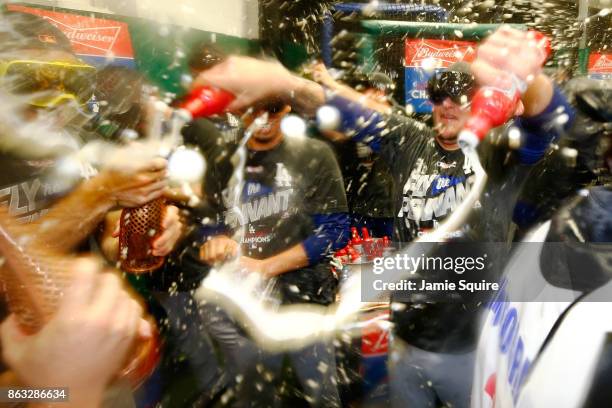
[25,156,168,254]
[310,62,392,114]
[192,55,405,150]
[0,258,151,408]
[193,55,325,116]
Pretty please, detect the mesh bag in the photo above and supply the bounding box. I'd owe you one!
[119,197,166,274]
[0,209,160,387]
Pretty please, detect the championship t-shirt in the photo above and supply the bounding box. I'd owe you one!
[333,140,395,219]
[371,115,531,351]
[0,154,70,223]
[188,119,348,305]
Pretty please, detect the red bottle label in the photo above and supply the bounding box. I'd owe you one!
[180,86,234,118]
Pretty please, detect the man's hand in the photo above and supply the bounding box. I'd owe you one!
[151,205,184,256]
[199,235,239,265]
[310,61,337,88]
[94,157,168,209]
[192,55,296,112]
[471,26,548,90]
[239,256,269,278]
[471,25,553,116]
[0,258,152,407]
[192,55,325,114]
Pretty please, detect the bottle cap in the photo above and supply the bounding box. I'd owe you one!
[458,129,481,150]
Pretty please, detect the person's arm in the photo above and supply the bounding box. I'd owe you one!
[192,55,424,161]
[472,26,575,165]
[241,210,351,278]
[193,55,326,115]
[311,62,393,114]
[240,243,309,279]
[200,55,413,150]
[21,157,168,254]
[514,85,575,165]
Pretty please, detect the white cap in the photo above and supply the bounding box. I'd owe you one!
[316,105,341,131]
[458,130,480,151]
[175,108,193,123]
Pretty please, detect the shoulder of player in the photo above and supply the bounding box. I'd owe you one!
[283,135,335,157]
[384,114,436,149]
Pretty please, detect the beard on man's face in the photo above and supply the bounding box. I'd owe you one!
[432,100,470,140]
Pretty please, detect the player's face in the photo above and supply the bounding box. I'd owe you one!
[243,102,290,142]
[432,97,471,149]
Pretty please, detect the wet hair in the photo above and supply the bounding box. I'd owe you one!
[95,65,147,115]
[187,41,226,72]
[93,66,149,140]
[344,71,395,94]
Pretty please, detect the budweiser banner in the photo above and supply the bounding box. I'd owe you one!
[404,38,476,113]
[588,52,612,80]
[8,4,135,68]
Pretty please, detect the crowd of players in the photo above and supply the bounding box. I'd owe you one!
[0,8,610,408]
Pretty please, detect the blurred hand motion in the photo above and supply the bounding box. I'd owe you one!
[1,258,151,401]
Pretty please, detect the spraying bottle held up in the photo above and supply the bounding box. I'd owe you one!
[176,85,235,121]
[119,96,207,274]
[458,31,551,150]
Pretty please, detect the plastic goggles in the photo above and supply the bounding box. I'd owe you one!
[427,71,476,105]
[0,60,96,107]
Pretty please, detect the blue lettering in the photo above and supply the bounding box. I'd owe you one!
[513,358,532,402]
[500,308,518,353]
[508,337,524,385]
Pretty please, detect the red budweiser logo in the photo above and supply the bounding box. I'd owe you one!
[414,46,466,60]
[589,53,612,73]
[7,4,135,58]
[594,55,612,69]
[406,39,476,68]
[47,18,121,53]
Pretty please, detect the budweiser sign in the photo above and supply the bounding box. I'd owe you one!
[588,53,612,74]
[405,39,477,68]
[49,21,121,54]
[8,5,134,59]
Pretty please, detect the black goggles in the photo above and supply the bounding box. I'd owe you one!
[0,60,96,106]
[427,71,476,105]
